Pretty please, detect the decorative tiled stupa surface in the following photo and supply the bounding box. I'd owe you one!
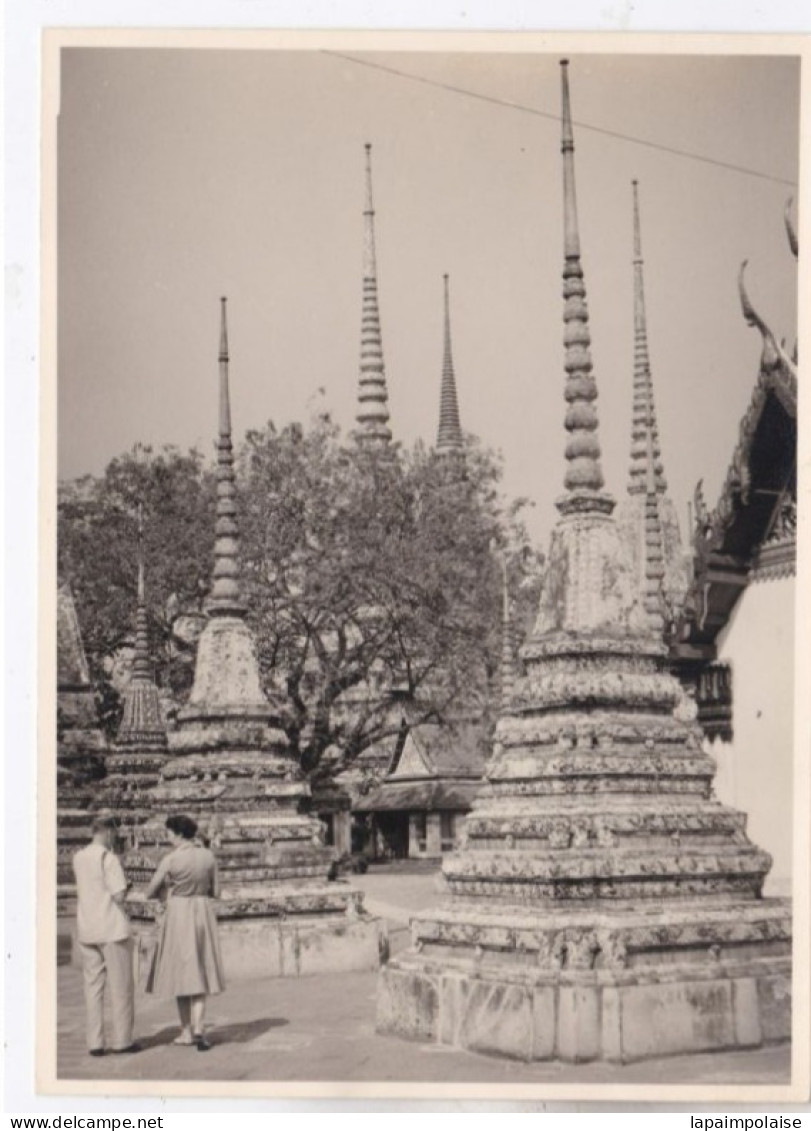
[377,61,791,1063]
[91,540,169,841]
[128,300,363,927]
[56,583,107,905]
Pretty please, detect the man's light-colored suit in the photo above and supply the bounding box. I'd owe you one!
[73,843,134,1052]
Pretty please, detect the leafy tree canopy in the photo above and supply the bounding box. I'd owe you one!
[58,419,542,778]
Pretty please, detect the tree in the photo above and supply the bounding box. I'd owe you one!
[58,420,542,778]
[57,444,215,698]
[238,416,540,781]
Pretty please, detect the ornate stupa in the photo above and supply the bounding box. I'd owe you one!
[377,61,791,1063]
[332,147,399,790]
[616,180,690,620]
[91,525,168,841]
[436,274,465,460]
[354,143,393,449]
[130,299,382,978]
[56,582,108,912]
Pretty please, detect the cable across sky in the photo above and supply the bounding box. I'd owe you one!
[323,50,798,187]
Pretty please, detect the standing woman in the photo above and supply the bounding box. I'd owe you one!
[145,814,225,1050]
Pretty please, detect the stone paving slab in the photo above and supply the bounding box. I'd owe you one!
[56,962,790,1089]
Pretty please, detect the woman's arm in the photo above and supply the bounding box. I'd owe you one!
[145,854,170,900]
[210,857,221,900]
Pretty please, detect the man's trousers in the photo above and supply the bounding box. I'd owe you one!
[78,938,135,1052]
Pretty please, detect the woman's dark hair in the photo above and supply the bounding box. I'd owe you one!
[166,814,198,841]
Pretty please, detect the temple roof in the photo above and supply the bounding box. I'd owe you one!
[676,238,797,656]
[354,778,480,813]
[385,716,488,781]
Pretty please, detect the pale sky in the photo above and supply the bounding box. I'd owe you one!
[57,47,799,546]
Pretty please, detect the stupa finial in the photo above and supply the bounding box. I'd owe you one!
[785,197,798,260]
[136,503,145,604]
[131,504,151,681]
[436,274,464,456]
[557,60,610,514]
[627,181,667,497]
[218,296,231,438]
[355,143,393,448]
[206,296,245,617]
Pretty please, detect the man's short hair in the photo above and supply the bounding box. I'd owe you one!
[91,813,120,833]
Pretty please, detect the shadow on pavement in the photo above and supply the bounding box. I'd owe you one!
[139,1017,289,1051]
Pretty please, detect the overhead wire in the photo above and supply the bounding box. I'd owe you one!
[322,50,798,188]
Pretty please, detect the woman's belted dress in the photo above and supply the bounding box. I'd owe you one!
[145,842,226,997]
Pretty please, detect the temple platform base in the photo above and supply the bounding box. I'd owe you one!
[216,913,385,979]
[378,954,790,1063]
[124,880,386,980]
[377,899,792,1063]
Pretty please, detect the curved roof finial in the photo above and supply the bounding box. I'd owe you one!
[784,198,798,260]
[738,260,780,371]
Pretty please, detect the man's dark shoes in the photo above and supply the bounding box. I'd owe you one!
[110,1043,142,1054]
[193,1034,212,1052]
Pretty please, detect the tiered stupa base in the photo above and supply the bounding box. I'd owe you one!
[56,717,107,919]
[377,608,792,1060]
[380,62,791,1065]
[378,897,790,1062]
[125,691,385,980]
[89,744,169,846]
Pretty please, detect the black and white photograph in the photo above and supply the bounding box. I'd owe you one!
[35,29,808,1102]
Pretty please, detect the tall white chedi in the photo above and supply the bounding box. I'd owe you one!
[376,60,791,1064]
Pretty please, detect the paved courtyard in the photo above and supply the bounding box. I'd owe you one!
[56,865,792,1090]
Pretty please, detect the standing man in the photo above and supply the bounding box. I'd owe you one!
[72,813,140,1056]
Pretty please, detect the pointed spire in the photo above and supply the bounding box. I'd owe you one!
[627,181,667,497]
[557,61,610,515]
[355,143,392,449]
[436,274,464,456]
[500,558,516,713]
[131,505,151,682]
[206,297,245,617]
[116,512,167,747]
